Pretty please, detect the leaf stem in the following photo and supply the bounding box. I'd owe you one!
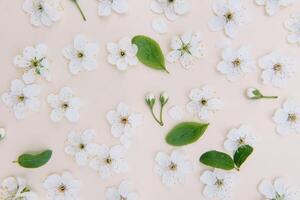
[159,104,164,126]
[73,0,86,21]
[262,95,278,99]
[150,108,164,126]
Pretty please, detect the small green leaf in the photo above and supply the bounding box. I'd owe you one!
[166,122,209,146]
[17,150,52,168]
[200,150,235,170]
[233,145,253,169]
[132,35,168,73]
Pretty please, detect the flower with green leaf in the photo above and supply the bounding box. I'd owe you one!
[145,92,168,126]
[246,87,278,100]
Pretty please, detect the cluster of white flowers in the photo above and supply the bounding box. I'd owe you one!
[0,176,38,200]
[167,32,205,69]
[186,86,222,121]
[43,171,80,200]
[258,178,300,200]
[154,149,193,187]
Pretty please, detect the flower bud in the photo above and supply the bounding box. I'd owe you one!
[145,93,156,107]
[246,87,262,99]
[0,128,6,141]
[159,92,169,105]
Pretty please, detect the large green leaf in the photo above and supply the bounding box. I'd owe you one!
[17,150,52,168]
[132,35,168,73]
[199,150,235,170]
[165,122,209,146]
[233,145,253,169]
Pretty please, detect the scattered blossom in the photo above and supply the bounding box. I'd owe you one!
[2,79,41,119]
[98,0,128,17]
[154,149,193,187]
[258,51,297,88]
[107,37,138,71]
[186,86,222,121]
[208,0,250,38]
[217,46,255,81]
[273,98,300,135]
[47,87,81,123]
[105,180,139,200]
[200,169,236,200]
[62,35,99,75]
[150,0,189,21]
[106,102,143,148]
[224,125,255,152]
[0,176,38,200]
[22,0,62,27]
[285,12,300,45]
[255,0,295,16]
[14,44,51,84]
[89,145,128,179]
[43,171,80,200]
[65,129,99,166]
[167,32,204,69]
[259,178,300,200]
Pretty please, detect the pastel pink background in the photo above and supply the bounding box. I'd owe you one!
[0,0,300,199]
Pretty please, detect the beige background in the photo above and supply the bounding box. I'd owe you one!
[0,0,300,199]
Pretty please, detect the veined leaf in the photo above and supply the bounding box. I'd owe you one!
[17,150,52,168]
[200,150,235,170]
[233,145,253,169]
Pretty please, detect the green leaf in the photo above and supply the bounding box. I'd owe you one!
[17,150,52,168]
[132,35,168,73]
[165,122,209,146]
[199,150,235,170]
[233,145,253,169]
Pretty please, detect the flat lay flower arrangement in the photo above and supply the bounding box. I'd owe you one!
[1,0,300,200]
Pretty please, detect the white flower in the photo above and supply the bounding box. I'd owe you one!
[105,180,139,200]
[151,18,168,34]
[273,98,300,136]
[0,176,38,200]
[107,37,138,71]
[98,0,128,17]
[150,0,189,21]
[167,32,204,69]
[259,178,300,200]
[62,35,99,75]
[2,79,41,119]
[285,12,300,45]
[224,125,255,152]
[154,149,193,187]
[89,144,128,179]
[168,105,183,121]
[200,169,236,200]
[22,0,62,27]
[258,51,297,88]
[43,172,80,200]
[0,128,6,141]
[217,46,255,82]
[106,102,143,148]
[186,86,222,121]
[47,87,81,123]
[209,0,250,38]
[65,129,99,166]
[14,44,51,84]
[255,0,294,16]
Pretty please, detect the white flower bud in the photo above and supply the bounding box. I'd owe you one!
[159,92,169,105]
[246,88,257,98]
[0,128,6,141]
[145,93,155,101]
